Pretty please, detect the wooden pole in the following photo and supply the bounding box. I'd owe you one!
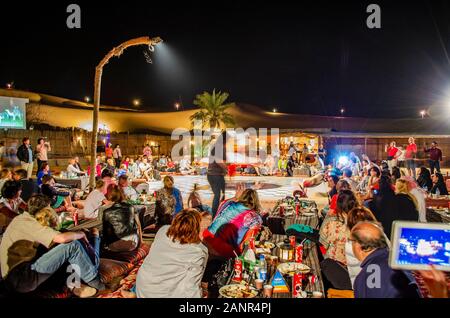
[89,36,162,189]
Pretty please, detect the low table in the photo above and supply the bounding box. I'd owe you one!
[55,176,89,191]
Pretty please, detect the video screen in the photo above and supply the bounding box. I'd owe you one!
[396,227,450,267]
[0,97,27,129]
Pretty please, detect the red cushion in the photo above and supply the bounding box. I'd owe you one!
[101,243,150,264]
[99,258,134,284]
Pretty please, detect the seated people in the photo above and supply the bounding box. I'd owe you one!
[344,207,378,289]
[203,189,263,259]
[0,181,27,229]
[351,222,420,298]
[155,176,183,226]
[417,166,433,192]
[128,158,141,179]
[67,158,87,176]
[136,209,208,298]
[166,157,176,172]
[103,158,116,177]
[101,169,116,195]
[117,164,128,177]
[37,162,51,186]
[76,179,110,219]
[286,153,297,177]
[319,190,359,267]
[0,168,12,196]
[187,183,212,214]
[342,168,358,191]
[41,175,74,213]
[118,175,139,201]
[430,172,449,195]
[74,156,85,172]
[396,178,426,223]
[0,195,104,296]
[139,157,153,181]
[158,155,168,171]
[278,155,288,176]
[102,185,141,253]
[13,169,40,203]
[179,156,195,175]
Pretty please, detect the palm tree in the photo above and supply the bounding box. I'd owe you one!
[189,89,235,130]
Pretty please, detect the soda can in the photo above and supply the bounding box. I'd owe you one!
[249,237,256,250]
[292,272,303,298]
[309,274,317,285]
[279,205,284,216]
[289,236,296,248]
[295,244,304,263]
[73,211,79,226]
[232,258,243,283]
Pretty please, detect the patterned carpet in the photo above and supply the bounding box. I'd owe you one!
[141,175,329,211]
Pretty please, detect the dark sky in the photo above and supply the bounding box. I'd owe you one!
[1,0,450,118]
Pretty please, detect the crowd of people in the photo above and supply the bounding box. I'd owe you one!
[0,135,448,299]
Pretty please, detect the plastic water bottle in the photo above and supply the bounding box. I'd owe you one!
[259,255,267,282]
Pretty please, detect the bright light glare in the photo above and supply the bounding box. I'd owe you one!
[338,156,349,166]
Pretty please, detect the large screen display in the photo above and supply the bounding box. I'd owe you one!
[0,96,27,129]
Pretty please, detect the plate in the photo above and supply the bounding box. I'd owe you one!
[219,284,258,298]
[277,262,310,276]
[255,241,275,249]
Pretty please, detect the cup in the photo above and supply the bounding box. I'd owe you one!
[255,279,264,290]
[312,291,323,298]
[263,285,273,298]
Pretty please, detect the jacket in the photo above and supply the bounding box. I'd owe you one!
[354,248,420,298]
[16,144,34,163]
[41,184,70,206]
[102,202,138,247]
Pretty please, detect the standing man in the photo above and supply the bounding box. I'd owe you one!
[385,141,400,174]
[405,137,418,179]
[35,137,51,175]
[318,143,327,164]
[113,144,122,169]
[16,137,34,179]
[207,134,228,217]
[424,141,442,175]
[105,143,113,160]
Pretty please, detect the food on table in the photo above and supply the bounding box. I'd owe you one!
[219,284,258,298]
[277,262,310,276]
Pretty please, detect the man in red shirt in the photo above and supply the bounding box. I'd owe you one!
[424,141,443,175]
[405,137,417,178]
[385,141,400,174]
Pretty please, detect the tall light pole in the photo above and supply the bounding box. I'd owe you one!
[89,36,162,189]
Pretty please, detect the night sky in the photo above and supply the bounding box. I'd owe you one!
[1,0,450,118]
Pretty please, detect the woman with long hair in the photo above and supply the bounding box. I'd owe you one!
[155,176,184,226]
[203,189,263,259]
[430,172,449,196]
[136,209,208,298]
[319,189,359,265]
[417,166,433,192]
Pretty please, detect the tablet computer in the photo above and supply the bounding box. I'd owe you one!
[389,221,450,271]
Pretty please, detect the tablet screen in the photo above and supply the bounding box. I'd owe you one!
[396,227,450,268]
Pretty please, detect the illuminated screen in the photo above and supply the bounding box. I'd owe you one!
[396,227,450,267]
[0,96,27,129]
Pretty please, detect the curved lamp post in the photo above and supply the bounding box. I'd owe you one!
[89,36,162,189]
